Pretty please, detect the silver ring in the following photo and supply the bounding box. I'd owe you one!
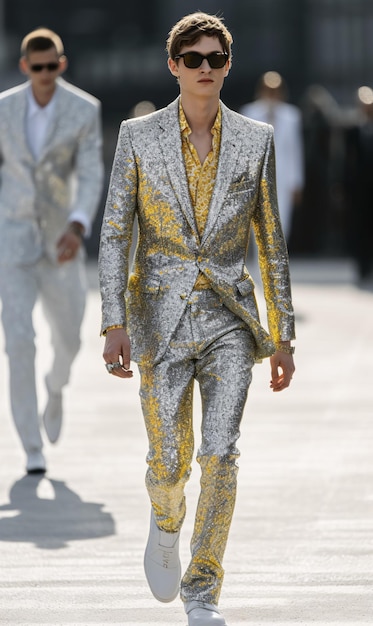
[105,361,121,374]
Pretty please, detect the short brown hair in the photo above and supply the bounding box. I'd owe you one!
[166,12,233,60]
[20,28,64,57]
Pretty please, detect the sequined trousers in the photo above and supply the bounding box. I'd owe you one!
[138,288,256,604]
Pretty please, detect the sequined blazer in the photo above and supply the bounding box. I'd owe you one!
[99,97,295,363]
[0,78,103,265]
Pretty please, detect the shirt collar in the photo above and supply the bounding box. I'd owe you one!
[26,84,58,117]
[179,100,222,137]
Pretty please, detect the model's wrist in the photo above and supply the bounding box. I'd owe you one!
[102,324,125,336]
[275,342,295,355]
[68,221,84,239]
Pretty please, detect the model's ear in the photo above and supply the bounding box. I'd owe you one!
[224,57,232,78]
[19,56,29,75]
[59,55,68,74]
[168,57,179,78]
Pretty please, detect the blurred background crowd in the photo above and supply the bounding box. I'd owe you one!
[1,0,373,281]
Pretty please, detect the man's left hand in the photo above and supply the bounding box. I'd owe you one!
[270,351,295,392]
[57,223,83,263]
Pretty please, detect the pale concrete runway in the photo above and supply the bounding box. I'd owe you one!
[0,259,372,625]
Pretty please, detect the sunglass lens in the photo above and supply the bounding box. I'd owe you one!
[208,53,227,69]
[183,52,203,68]
[181,52,227,69]
[30,63,59,72]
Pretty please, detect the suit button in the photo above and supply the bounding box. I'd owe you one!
[180,293,187,299]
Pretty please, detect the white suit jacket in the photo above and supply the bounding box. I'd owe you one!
[0,78,104,265]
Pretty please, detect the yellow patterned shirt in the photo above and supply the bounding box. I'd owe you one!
[179,102,221,289]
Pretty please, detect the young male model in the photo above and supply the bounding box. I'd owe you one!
[99,12,295,626]
[0,28,103,474]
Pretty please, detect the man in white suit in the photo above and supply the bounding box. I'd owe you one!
[240,71,304,241]
[99,13,295,626]
[0,28,103,474]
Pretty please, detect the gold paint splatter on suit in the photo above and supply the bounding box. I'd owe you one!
[98,99,296,603]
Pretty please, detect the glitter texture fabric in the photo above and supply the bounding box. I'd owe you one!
[99,97,295,362]
[0,78,103,265]
[99,96,295,603]
[138,288,255,603]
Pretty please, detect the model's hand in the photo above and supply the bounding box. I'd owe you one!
[270,351,295,392]
[56,229,81,263]
[103,328,133,379]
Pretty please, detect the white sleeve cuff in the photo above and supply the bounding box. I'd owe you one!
[68,212,92,238]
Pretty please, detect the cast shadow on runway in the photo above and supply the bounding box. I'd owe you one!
[0,475,115,549]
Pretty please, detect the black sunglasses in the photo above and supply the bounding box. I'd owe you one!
[174,51,228,69]
[30,62,60,73]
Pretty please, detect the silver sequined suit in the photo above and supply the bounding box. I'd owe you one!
[99,97,295,603]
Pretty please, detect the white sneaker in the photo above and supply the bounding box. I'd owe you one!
[185,601,227,625]
[26,451,46,475]
[144,511,181,602]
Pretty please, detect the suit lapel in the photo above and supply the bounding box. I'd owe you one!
[12,86,35,163]
[201,103,242,245]
[157,99,244,244]
[158,98,198,238]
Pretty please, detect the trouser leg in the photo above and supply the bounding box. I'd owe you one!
[139,289,255,603]
[139,354,195,533]
[180,293,255,604]
[39,257,86,393]
[0,265,42,453]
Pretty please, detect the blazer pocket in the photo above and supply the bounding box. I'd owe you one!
[230,186,255,197]
[141,276,161,295]
[141,275,170,296]
[236,276,260,321]
[229,175,256,196]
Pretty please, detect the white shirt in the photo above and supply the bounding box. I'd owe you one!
[25,84,89,235]
[26,85,57,160]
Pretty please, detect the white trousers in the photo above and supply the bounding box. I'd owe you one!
[0,257,86,454]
